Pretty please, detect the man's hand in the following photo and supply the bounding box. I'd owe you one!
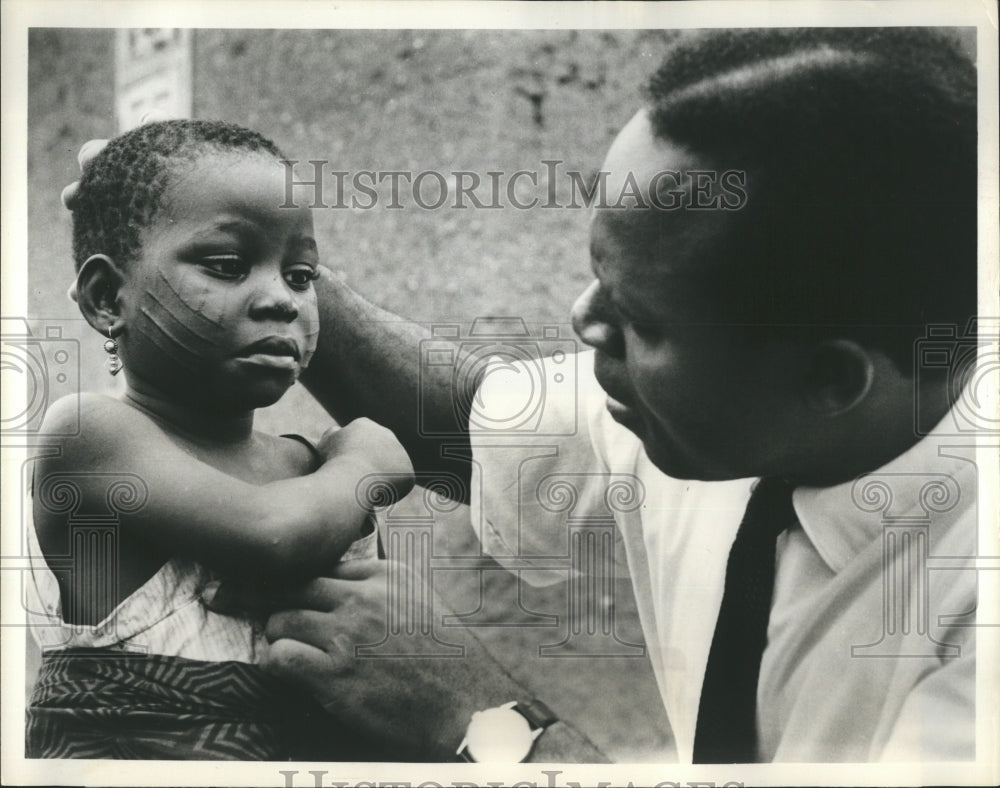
[202,560,608,762]
[205,559,480,760]
[63,111,170,303]
[61,110,171,211]
[60,139,108,212]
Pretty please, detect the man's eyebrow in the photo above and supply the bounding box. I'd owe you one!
[289,236,318,252]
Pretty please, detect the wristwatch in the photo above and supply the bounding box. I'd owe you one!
[456,699,559,762]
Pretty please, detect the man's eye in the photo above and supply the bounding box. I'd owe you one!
[284,266,320,290]
[201,255,247,278]
[629,320,662,341]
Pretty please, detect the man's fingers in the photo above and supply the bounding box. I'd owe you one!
[201,574,369,616]
[62,138,109,212]
[327,558,385,581]
[139,109,170,125]
[200,580,277,615]
[77,138,108,169]
[265,608,360,654]
[262,638,346,687]
[60,182,80,210]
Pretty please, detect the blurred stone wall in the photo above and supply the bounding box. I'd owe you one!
[28,28,678,424]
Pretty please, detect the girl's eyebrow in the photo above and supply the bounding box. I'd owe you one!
[185,220,257,240]
[185,222,317,253]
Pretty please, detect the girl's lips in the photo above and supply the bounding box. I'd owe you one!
[237,353,299,370]
[239,336,301,360]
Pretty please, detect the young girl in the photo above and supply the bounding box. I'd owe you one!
[25,120,414,760]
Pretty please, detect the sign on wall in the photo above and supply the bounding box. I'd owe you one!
[114,29,192,132]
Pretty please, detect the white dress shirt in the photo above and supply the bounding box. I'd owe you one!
[468,350,977,762]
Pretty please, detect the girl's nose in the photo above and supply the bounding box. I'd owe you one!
[248,271,299,322]
[571,279,624,358]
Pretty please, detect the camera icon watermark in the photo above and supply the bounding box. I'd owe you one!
[1,317,80,436]
[418,317,578,437]
[913,318,999,436]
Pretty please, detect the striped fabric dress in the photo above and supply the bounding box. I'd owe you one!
[24,498,379,760]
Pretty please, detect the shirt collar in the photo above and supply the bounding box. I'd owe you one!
[791,406,976,573]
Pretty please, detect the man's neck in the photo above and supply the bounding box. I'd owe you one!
[790,376,954,489]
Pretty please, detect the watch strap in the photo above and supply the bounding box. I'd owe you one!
[515,699,559,731]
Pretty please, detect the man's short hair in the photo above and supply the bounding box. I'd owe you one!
[645,28,977,372]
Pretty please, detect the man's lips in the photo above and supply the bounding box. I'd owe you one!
[599,385,642,428]
[592,360,642,428]
[605,394,638,423]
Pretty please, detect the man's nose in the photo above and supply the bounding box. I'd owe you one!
[249,270,299,322]
[571,279,624,358]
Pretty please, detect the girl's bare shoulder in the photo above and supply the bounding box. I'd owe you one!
[38,392,171,463]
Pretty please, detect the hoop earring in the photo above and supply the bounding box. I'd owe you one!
[103,328,122,376]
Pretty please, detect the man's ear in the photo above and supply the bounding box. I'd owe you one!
[75,254,127,335]
[801,339,875,416]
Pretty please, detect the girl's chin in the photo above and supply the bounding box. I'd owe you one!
[171,381,293,415]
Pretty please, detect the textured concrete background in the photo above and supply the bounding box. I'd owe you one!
[25,29,680,760]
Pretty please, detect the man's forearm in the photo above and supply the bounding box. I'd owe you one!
[301,267,474,492]
[322,625,610,763]
[239,566,612,764]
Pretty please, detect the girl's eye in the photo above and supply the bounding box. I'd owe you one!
[284,266,320,290]
[201,255,247,279]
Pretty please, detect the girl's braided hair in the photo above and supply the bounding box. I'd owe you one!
[72,119,284,271]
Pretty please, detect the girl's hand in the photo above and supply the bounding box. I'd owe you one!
[316,418,415,501]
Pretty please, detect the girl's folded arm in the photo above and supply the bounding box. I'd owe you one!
[33,394,384,580]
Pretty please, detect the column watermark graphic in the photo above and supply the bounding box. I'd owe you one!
[30,472,149,647]
[850,472,966,658]
[352,469,646,659]
[847,319,1000,658]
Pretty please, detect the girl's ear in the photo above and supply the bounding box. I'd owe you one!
[76,254,127,335]
[801,339,875,416]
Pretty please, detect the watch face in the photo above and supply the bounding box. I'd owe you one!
[466,707,534,762]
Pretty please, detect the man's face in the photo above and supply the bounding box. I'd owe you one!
[571,110,807,481]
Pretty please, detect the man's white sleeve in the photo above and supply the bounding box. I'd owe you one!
[878,636,976,761]
[468,350,631,585]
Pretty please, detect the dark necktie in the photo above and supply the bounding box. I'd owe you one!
[692,476,798,763]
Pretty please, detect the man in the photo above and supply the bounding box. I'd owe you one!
[71,28,983,762]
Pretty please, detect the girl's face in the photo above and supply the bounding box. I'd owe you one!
[117,150,321,414]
